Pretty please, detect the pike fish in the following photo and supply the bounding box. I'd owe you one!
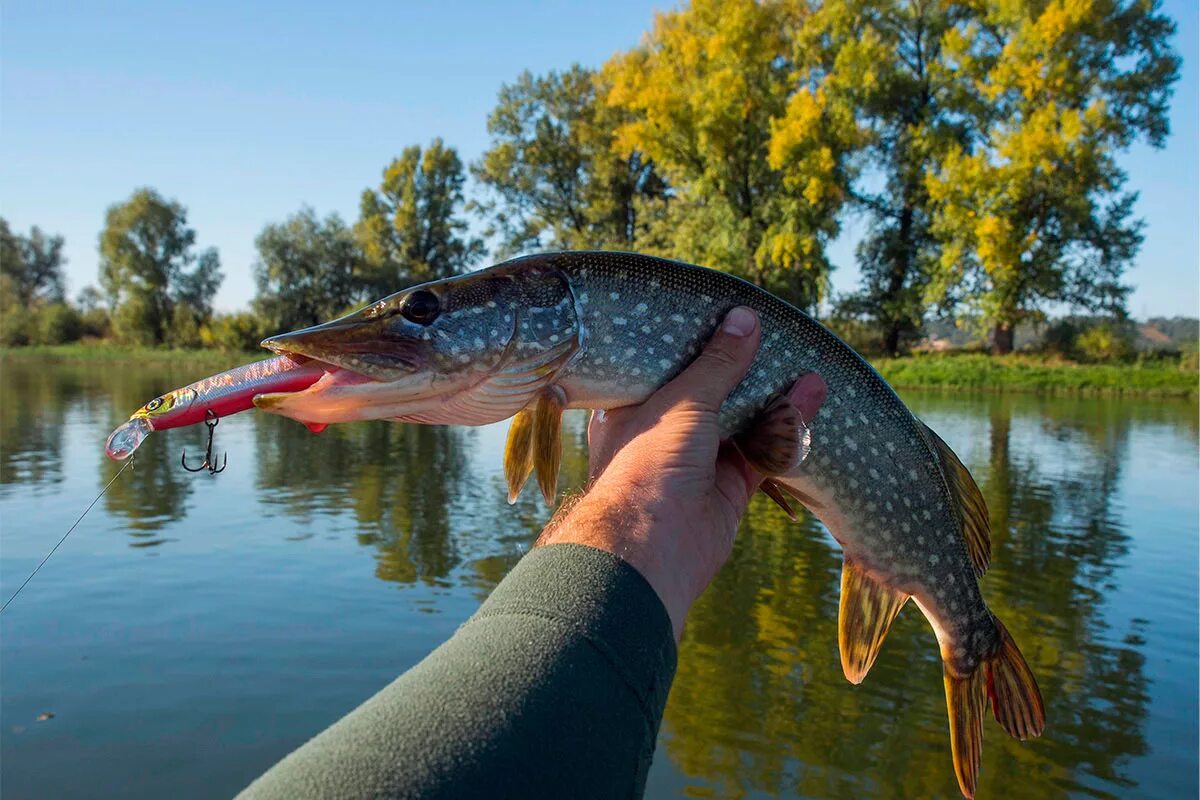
[105,251,1044,797]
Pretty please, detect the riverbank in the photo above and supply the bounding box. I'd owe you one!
[3,343,1196,397]
[873,352,1197,397]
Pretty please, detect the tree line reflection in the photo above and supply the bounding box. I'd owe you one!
[1,358,1191,798]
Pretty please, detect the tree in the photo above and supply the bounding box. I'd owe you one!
[925,0,1179,353]
[786,0,976,354]
[355,140,484,297]
[253,208,364,332]
[473,66,669,256]
[99,188,223,345]
[0,217,67,307]
[603,0,857,309]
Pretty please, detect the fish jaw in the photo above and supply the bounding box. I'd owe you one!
[252,366,480,425]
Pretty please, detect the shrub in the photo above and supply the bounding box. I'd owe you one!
[34,303,83,344]
[201,312,268,352]
[1075,322,1135,363]
[0,305,35,345]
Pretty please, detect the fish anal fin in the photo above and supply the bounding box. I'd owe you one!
[920,421,991,577]
[503,408,536,504]
[944,663,987,798]
[532,389,565,506]
[736,393,811,476]
[838,558,909,684]
[760,479,801,521]
[985,616,1046,741]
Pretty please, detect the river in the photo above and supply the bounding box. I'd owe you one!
[1,358,1196,799]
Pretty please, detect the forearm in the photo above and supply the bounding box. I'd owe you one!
[237,543,677,800]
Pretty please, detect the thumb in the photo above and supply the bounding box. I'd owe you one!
[656,306,760,412]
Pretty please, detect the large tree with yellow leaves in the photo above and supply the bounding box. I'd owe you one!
[925,0,1178,353]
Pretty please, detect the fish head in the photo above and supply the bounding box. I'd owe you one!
[255,262,580,424]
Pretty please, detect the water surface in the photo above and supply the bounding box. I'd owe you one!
[2,358,1196,799]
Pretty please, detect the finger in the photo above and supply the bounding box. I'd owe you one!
[786,372,828,423]
[655,307,761,413]
[712,441,760,517]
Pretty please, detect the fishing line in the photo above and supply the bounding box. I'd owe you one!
[1,456,136,614]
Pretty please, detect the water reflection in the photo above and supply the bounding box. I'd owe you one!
[0,356,1194,799]
[660,393,1170,799]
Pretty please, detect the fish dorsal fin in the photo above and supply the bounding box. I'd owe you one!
[920,421,991,577]
[839,557,909,684]
[503,389,565,506]
[735,392,812,476]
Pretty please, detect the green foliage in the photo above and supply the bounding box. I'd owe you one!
[201,312,270,352]
[794,0,971,353]
[1,218,67,307]
[355,140,483,296]
[99,188,223,345]
[473,66,669,256]
[0,305,35,345]
[1075,321,1136,363]
[872,352,1196,396]
[35,303,83,345]
[603,0,857,309]
[253,208,364,332]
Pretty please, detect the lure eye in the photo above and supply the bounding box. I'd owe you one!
[400,290,440,325]
[145,397,164,412]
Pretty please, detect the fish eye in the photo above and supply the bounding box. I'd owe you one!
[145,397,164,412]
[400,290,440,325]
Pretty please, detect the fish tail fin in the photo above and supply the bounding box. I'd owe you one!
[941,616,1045,799]
[943,662,987,799]
[985,616,1046,741]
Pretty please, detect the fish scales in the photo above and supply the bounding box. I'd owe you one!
[551,253,994,665]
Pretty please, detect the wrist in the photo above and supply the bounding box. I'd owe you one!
[539,485,693,640]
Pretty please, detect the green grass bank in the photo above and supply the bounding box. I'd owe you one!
[872,352,1197,397]
[3,343,1196,397]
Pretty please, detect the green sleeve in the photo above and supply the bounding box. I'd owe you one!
[237,543,678,800]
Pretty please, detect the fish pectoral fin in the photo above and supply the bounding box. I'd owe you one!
[759,479,802,521]
[920,420,991,577]
[532,389,565,506]
[838,558,909,684]
[735,392,812,477]
[503,408,536,504]
[944,663,988,799]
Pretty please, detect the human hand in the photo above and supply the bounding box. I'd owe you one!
[538,307,828,639]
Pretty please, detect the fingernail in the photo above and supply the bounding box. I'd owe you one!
[722,307,756,337]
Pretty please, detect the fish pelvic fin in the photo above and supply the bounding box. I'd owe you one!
[503,408,536,504]
[920,421,991,577]
[985,616,1046,741]
[944,662,987,798]
[838,558,909,684]
[532,389,565,506]
[759,479,801,521]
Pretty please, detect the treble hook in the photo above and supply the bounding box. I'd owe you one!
[182,409,227,475]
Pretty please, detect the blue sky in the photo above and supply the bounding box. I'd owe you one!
[2,0,1196,317]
